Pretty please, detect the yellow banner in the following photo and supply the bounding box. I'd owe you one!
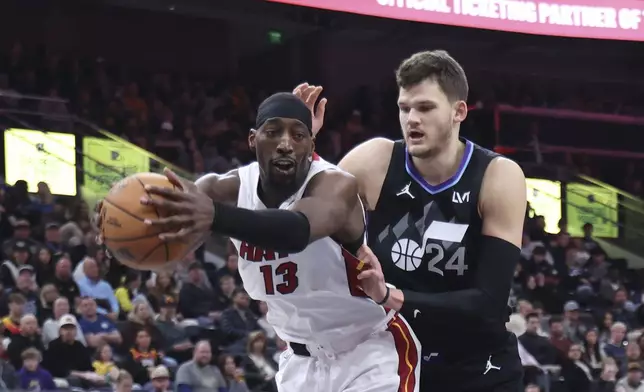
[4,129,77,196]
[566,183,619,238]
[82,137,150,199]
[526,178,562,234]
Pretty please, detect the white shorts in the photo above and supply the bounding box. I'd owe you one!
[275,314,421,392]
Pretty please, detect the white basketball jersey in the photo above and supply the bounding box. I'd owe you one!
[230,158,392,349]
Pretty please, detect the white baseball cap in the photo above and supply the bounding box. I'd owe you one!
[58,314,77,329]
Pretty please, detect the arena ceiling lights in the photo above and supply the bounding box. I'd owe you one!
[267,0,644,41]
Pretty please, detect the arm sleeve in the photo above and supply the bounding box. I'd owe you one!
[400,236,520,322]
[212,203,310,253]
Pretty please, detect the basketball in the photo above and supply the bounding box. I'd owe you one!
[100,172,195,270]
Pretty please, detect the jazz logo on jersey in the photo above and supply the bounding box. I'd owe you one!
[382,217,469,276]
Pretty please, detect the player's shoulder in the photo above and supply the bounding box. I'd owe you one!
[195,169,240,204]
[479,156,526,210]
[306,167,358,197]
[339,137,394,176]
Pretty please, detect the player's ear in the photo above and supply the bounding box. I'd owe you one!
[248,129,257,151]
[453,100,468,124]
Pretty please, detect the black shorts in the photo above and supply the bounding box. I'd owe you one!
[418,333,523,392]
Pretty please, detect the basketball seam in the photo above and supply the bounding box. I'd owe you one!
[103,198,144,222]
[104,232,162,242]
[139,240,167,265]
[134,176,174,264]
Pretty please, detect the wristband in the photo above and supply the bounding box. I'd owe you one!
[375,285,390,306]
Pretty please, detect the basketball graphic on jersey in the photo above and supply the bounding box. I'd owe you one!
[391,238,423,271]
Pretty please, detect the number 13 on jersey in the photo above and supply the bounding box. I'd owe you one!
[260,262,299,295]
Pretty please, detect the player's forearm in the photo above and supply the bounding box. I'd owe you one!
[211,202,310,253]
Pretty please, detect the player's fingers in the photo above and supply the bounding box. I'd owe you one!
[357,270,378,281]
[316,98,327,119]
[144,215,193,228]
[162,167,191,191]
[143,185,189,201]
[140,196,187,212]
[307,86,323,106]
[292,82,309,95]
[159,227,195,242]
[304,86,320,105]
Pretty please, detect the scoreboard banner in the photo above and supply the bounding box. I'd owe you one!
[267,0,644,41]
[82,137,150,198]
[4,129,77,196]
[566,183,619,238]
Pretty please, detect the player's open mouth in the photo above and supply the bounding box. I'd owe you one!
[407,131,424,142]
[272,158,296,174]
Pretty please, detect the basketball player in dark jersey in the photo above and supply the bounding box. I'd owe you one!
[293,50,526,392]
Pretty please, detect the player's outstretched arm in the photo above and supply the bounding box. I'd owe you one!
[142,168,360,253]
[210,170,361,252]
[383,158,527,321]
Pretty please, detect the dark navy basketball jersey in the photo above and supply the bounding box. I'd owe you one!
[367,138,499,297]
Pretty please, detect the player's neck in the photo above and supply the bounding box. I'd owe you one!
[411,137,465,186]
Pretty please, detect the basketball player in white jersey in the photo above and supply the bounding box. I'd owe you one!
[130,93,421,392]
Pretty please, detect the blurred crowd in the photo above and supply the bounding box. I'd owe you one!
[0,29,643,392]
[0,178,282,392]
[2,41,644,196]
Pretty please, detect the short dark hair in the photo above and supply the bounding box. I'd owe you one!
[549,315,563,325]
[525,312,540,322]
[8,293,26,305]
[395,50,468,102]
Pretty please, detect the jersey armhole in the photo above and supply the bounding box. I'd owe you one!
[373,140,406,211]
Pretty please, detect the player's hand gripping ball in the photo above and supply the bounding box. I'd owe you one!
[96,169,210,270]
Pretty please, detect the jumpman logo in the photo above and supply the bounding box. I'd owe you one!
[396,182,415,199]
[483,355,501,375]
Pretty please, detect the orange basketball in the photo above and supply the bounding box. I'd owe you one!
[100,172,197,270]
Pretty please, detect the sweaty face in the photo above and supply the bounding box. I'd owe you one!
[250,118,313,190]
[397,79,466,158]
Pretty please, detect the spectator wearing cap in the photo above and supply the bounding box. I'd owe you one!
[220,288,260,355]
[51,256,80,306]
[175,340,227,392]
[43,314,93,381]
[43,222,64,257]
[616,362,644,392]
[42,296,87,348]
[17,347,56,391]
[7,314,45,370]
[75,257,119,319]
[155,295,193,363]
[77,297,122,349]
[143,365,172,392]
[2,293,26,338]
[8,265,39,317]
[563,300,591,343]
[0,240,34,289]
[177,263,219,321]
[1,219,41,260]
